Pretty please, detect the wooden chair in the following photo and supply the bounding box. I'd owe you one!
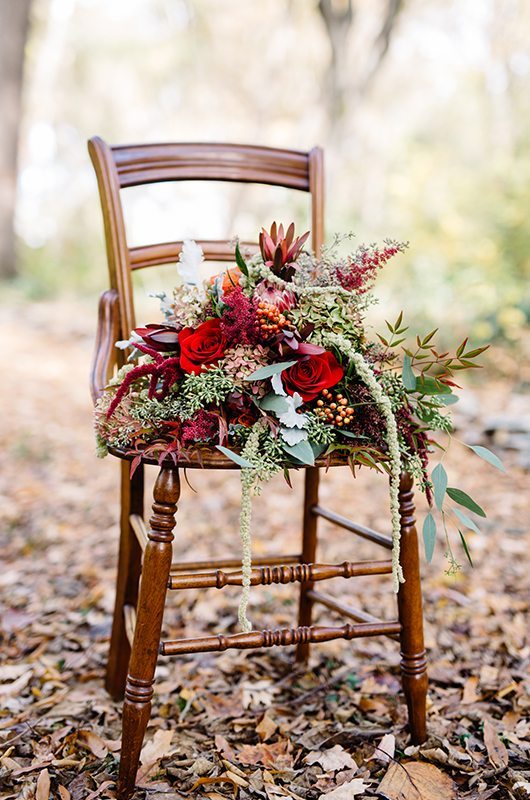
[88,137,428,799]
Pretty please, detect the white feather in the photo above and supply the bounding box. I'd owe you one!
[178,239,204,285]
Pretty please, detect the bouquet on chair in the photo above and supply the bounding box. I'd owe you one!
[94,222,501,630]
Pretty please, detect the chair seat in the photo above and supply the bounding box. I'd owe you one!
[108,444,352,470]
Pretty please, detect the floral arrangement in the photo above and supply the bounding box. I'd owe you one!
[95,223,503,631]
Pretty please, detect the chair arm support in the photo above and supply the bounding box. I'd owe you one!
[90,289,120,403]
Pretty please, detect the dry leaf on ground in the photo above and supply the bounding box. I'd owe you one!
[483,718,509,770]
[237,739,293,769]
[36,767,51,800]
[77,729,109,759]
[318,778,369,799]
[377,760,455,800]
[305,744,357,773]
[367,733,395,765]
[136,729,174,784]
[256,712,278,741]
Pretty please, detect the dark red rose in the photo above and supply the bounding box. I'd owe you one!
[178,318,227,374]
[134,324,180,352]
[283,351,344,402]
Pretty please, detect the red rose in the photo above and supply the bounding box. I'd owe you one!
[283,351,344,402]
[178,318,227,374]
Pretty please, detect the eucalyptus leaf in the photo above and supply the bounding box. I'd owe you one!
[259,393,290,414]
[422,513,437,562]
[244,360,298,381]
[446,487,486,518]
[438,393,459,406]
[310,441,327,458]
[216,445,253,468]
[415,375,452,395]
[453,507,481,534]
[282,439,315,466]
[402,355,417,391]
[338,430,368,439]
[467,444,506,472]
[432,463,448,510]
[459,530,474,567]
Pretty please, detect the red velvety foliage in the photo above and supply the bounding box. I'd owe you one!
[283,351,344,402]
[105,356,183,419]
[220,286,259,345]
[181,409,220,444]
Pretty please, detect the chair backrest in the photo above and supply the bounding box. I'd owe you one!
[88,137,325,338]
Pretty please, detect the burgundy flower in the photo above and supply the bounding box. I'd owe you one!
[253,280,297,311]
[178,318,227,374]
[259,222,309,281]
[283,351,344,402]
[134,323,180,352]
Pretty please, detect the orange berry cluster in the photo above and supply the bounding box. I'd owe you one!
[314,389,355,428]
[256,301,293,339]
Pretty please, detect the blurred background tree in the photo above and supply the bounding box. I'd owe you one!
[2,0,529,348]
[0,0,33,279]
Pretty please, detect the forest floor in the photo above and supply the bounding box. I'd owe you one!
[0,299,529,800]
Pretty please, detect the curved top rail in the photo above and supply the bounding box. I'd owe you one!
[108,141,313,190]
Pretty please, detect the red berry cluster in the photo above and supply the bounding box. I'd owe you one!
[256,301,293,339]
[314,389,355,428]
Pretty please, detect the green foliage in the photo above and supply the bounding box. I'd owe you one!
[170,367,235,418]
[467,445,506,472]
[423,513,437,562]
[432,463,448,510]
[446,487,486,518]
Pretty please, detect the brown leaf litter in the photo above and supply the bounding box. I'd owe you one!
[0,301,528,799]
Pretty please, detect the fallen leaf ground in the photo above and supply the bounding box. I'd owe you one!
[0,300,528,800]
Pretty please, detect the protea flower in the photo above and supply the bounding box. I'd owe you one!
[253,280,297,311]
[259,222,310,280]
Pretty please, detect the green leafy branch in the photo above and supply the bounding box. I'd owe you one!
[377,312,489,397]
[421,444,505,571]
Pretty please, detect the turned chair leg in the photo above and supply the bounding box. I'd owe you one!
[397,472,428,744]
[296,467,320,662]
[118,466,180,800]
[106,462,144,700]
